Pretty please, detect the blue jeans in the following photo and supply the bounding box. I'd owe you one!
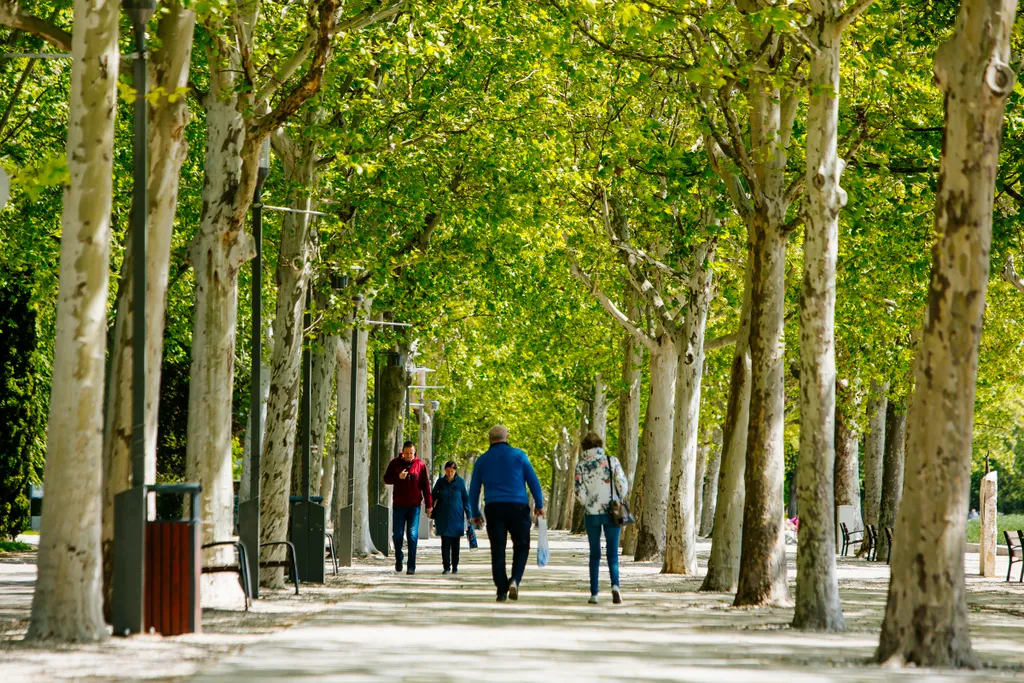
[585,514,620,596]
[393,505,420,571]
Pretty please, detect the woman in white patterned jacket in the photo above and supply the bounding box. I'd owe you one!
[574,432,628,605]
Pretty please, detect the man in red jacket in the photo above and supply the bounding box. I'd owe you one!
[383,441,433,574]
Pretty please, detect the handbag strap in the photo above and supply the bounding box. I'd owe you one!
[607,455,618,503]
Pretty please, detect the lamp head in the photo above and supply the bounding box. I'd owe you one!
[330,273,348,292]
[259,137,271,172]
[122,0,156,25]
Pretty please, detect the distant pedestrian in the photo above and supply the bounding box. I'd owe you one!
[431,460,472,575]
[968,508,980,520]
[469,425,545,602]
[383,441,432,575]
[574,432,628,605]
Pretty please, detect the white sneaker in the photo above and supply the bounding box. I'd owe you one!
[588,595,599,605]
[612,586,622,604]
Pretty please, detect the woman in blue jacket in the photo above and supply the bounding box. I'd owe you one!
[431,460,472,574]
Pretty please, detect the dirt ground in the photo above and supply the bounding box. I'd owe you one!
[3,531,1024,682]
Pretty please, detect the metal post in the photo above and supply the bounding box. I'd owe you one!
[112,8,154,637]
[337,298,360,567]
[239,138,270,599]
[302,287,312,501]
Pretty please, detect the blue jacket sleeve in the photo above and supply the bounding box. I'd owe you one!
[460,478,472,519]
[522,453,544,510]
[469,461,483,518]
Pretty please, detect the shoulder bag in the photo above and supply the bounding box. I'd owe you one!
[606,456,634,527]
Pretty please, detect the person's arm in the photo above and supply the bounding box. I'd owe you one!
[460,479,472,519]
[612,456,628,499]
[522,453,544,512]
[420,465,432,509]
[574,461,585,505]
[469,461,483,519]
[382,457,401,485]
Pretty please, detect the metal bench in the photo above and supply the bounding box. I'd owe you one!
[839,522,863,556]
[259,541,301,594]
[325,532,338,575]
[884,527,893,564]
[201,540,252,610]
[1005,530,1023,582]
[865,524,878,561]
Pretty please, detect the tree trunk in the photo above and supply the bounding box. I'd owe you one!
[377,360,409,509]
[877,0,1016,664]
[618,289,644,485]
[560,409,581,531]
[259,142,316,588]
[185,79,255,600]
[310,314,339,499]
[834,401,863,534]
[27,0,119,641]
[622,420,647,554]
[334,298,374,555]
[694,439,707,536]
[591,373,608,441]
[699,428,723,537]
[792,5,847,630]
[100,1,196,620]
[701,260,752,592]
[862,380,889,539]
[875,398,906,563]
[634,336,677,561]
[735,210,790,607]
[664,241,715,574]
[570,407,589,533]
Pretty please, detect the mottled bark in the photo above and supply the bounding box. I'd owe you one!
[792,0,849,630]
[875,398,906,564]
[699,428,723,537]
[664,241,715,575]
[259,140,316,588]
[701,260,752,592]
[28,0,119,641]
[834,401,863,535]
[634,338,677,561]
[618,289,644,485]
[735,212,790,607]
[694,440,707,535]
[877,0,1016,664]
[862,380,889,534]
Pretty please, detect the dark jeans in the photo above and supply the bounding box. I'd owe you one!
[441,535,461,571]
[392,505,420,571]
[584,513,620,596]
[484,502,532,595]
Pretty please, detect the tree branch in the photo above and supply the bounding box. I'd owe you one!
[837,0,876,34]
[1003,255,1024,295]
[706,331,739,350]
[564,241,657,353]
[0,55,35,138]
[0,0,72,52]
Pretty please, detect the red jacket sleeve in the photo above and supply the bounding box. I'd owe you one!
[383,457,402,485]
[420,463,432,509]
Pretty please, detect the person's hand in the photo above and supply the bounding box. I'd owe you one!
[398,470,408,480]
[535,507,545,519]
[471,516,483,529]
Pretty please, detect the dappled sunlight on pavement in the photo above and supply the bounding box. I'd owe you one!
[192,531,1024,682]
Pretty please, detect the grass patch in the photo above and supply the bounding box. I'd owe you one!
[0,540,34,553]
[965,513,1024,544]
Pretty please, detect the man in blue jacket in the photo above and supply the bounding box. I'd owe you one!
[470,425,545,602]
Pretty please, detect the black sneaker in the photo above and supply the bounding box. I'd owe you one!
[508,583,519,601]
[407,569,415,575]
[496,593,507,602]
[395,562,403,573]
[442,569,450,575]
[452,568,459,575]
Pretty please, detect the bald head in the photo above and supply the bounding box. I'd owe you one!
[488,425,509,444]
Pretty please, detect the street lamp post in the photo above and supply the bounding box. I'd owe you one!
[112,0,156,636]
[239,137,271,600]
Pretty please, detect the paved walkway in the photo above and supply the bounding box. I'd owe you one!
[192,530,1024,682]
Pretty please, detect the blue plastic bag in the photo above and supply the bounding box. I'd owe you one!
[536,517,550,567]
